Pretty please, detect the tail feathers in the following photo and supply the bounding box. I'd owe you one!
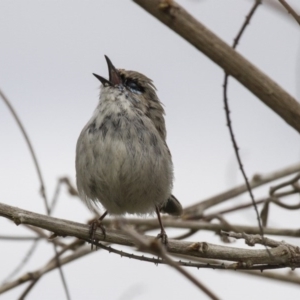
[160,194,182,216]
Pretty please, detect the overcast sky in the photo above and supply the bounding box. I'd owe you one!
[1,1,300,299]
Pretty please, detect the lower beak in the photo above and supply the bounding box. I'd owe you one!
[93,55,122,86]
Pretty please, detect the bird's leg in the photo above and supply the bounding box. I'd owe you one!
[155,206,168,245]
[89,210,108,250]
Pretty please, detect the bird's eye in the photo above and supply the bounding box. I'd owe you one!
[124,79,144,94]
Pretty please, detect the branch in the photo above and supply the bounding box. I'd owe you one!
[115,217,300,238]
[0,89,49,213]
[221,231,283,248]
[0,89,70,299]
[223,0,267,253]
[1,202,300,268]
[278,0,300,25]
[0,244,92,294]
[203,189,299,221]
[132,0,300,133]
[245,269,300,285]
[261,173,300,226]
[124,227,220,300]
[184,162,300,218]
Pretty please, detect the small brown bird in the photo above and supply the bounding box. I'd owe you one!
[76,56,182,244]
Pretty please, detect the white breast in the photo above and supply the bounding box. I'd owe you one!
[76,88,173,215]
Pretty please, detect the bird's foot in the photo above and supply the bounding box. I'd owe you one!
[156,229,168,245]
[88,218,106,250]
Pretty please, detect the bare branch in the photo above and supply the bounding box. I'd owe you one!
[244,269,300,285]
[184,162,300,218]
[119,217,300,238]
[221,231,283,248]
[204,188,299,220]
[2,242,39,285]
[0,236,40,241]
[270,173,300,196]
[223,0,267,253]
[0,203,300,267]
[124,226,220,300]
[278,0,300,25]
[0,89,49,213]
[0,89,70,299]
[233,0,262,48]
[50,177,79,214]
[18,278,40,300]
[132,0,300,133]
[0,245,92,294]
[261,173,300,226]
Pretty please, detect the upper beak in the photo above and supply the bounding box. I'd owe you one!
[93,55,122,86]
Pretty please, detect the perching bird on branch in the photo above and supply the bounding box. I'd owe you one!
[76,56,182,244]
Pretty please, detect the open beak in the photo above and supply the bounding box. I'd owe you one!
[93,55,122,86]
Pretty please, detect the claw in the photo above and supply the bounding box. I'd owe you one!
[155,206,168,245]
[156,230,168,245]
[88,211,108,250]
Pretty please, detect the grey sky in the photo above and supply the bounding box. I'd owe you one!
[1,1,300,299]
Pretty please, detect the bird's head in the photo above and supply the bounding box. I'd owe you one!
[93,55,166,139]
[94,56,162,105]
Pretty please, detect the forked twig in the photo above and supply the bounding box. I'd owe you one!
[133,0,300,133]
[222,0,268,252]
[184,162,300,217]
[261,173,300,226]
[0,89,71,300]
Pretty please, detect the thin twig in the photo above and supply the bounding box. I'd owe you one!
[51,244,71,300]
[123,226,220,300]
[270,173,300,195]
[223,0,269,253]
[268,197,300,210]
[2,242,39,284]
[50,177,79,214]
[0,89,71,299]
[244,269,300,285]
[18,278,40,300]
[133,0,300,133]
[121,217,300,238]
[23,225,67,247]
[1,227,66,283]
[278,0,300,25]
[233,0,262,48]
[204,198,266,219]
[203,189,298,220]
[0,236,40,241]
[0,245,92,294]
[221,231,283,248]
[48,240,85,264]
[184,162,300,218]
[261,173,300,226]
[172,229,198,240]
[0,89,49,213]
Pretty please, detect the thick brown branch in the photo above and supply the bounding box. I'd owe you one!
[133,0,300,133]
[1,202,300,268]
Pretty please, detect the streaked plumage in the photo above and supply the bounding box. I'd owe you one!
[76,56,182,242]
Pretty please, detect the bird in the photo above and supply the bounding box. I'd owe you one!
[75,55,182,245]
